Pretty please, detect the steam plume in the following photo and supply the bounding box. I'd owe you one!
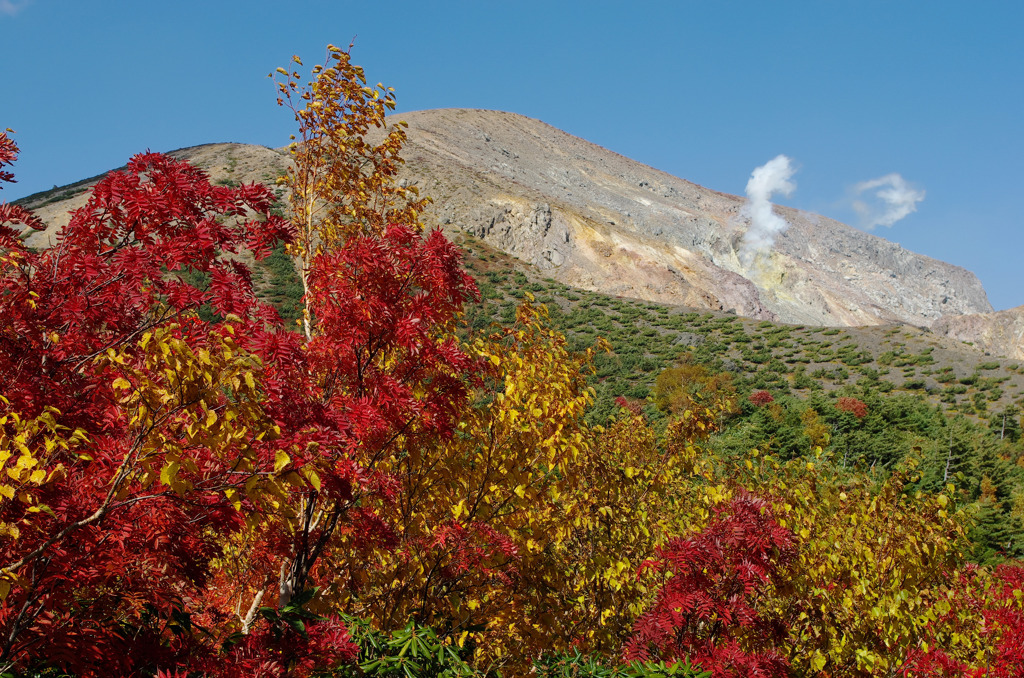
[0,0,32,16]
[738,154,797,266]
[852,173,924,229]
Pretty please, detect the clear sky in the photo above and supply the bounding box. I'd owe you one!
[3,1,1021,310]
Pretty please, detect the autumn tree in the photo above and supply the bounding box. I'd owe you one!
[0,149,350,674]
[654,358,737,419]
[0,114,478,676]
[273,44,428,338]
[0,130,44,241]
[624,492,794,678]
[898,564,1024,677]
[744,456,982,676]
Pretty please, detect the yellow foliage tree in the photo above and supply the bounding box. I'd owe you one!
[273,44,428,338]
[740,454,982,676]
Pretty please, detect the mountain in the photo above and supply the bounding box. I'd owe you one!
[16,109,998,340]
[386,109,991,328]
[933,306,1024,361]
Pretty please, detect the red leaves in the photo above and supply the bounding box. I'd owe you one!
[301,223,478,446]
[0,130,16,184]
[899,564,1024,677]
[429,521,519,587]
[0,148,298,675]
[624,492,794,678]
[836,396,868,418]
[0,130,44,246]
[749,390,774,407]
[615,395,645,415]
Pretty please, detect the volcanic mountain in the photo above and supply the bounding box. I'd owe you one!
[18,108,996,335]
[388,109,992,328]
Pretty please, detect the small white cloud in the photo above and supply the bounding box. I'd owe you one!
[852,173,925,229]
[0,0,33,16]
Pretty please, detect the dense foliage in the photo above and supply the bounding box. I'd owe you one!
[1,47,1022,677]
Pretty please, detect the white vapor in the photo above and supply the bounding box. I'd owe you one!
[851,173,924,229]
[738,154,796,267]
[0,0,32,16]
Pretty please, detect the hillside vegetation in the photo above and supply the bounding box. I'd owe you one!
[2,49,1023,678]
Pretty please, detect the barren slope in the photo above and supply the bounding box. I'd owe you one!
[15,109,994,336]
[933,306,1024,360]
[390,109,991,327]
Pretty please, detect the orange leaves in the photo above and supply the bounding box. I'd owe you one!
[272,47,426,257]
[836,396,869,419]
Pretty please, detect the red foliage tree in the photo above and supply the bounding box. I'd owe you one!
[615,395,645,416]
[623,491,795,678]
[227,222,479,615]
[0,142,481,675]
[898,564,1024,677]
[749,390,774,407]
[0,130,44,243]
[836,397,868,419]
[0,150,339,674]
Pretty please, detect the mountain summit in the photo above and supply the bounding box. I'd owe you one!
[18,108,993,332]
[386,109,991,328]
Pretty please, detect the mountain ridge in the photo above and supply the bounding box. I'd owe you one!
[384,109,991,327]
[16,108,1017,357]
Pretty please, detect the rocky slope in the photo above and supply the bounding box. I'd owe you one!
[388,109,991,328]
[15,109,996,338]
[932,306,1024,361]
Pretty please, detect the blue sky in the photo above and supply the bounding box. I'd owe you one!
[3,1,1021,310]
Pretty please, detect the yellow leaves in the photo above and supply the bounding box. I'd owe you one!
[809,651,827,673]
[160,461,180,488]
[274,449,290,473]
[301,465,321,491]
[762,461,982,676]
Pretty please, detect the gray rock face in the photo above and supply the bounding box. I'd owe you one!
[17,110,993,331]
[465,202,571,270]
[392,108,992,327]
[932,306,1024,360]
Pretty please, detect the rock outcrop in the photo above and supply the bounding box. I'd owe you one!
[390,109,992,327]
[16,110,994,331]
[932,306,1024,360]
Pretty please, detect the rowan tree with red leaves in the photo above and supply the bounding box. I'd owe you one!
[0,148,320,674]
[0,131,44,241]
[623,492,795,678]
[0,50,479,676]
